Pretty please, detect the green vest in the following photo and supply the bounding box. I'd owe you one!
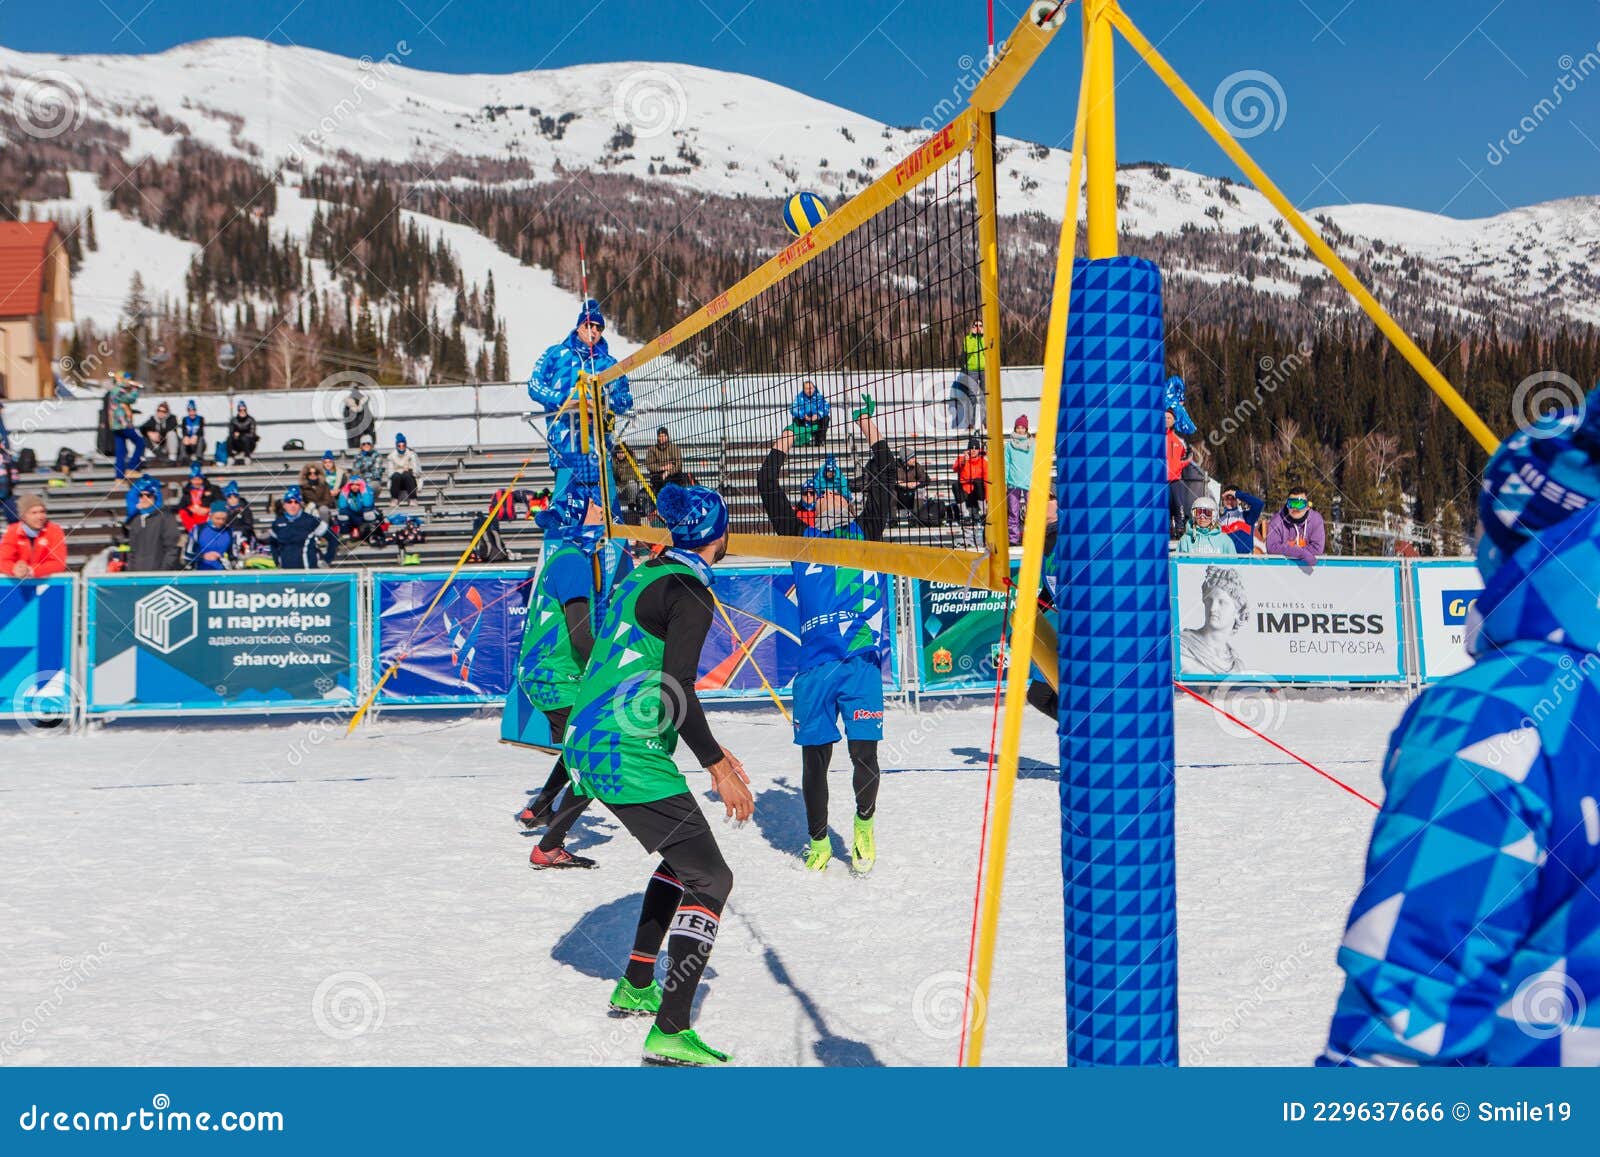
[963,331,986,374]
[516,541,585,710]
[562,559,700,805]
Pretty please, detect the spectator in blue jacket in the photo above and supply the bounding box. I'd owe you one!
[185,503,239,571]
[1322,389,1600,1066]
[336,476,380,541]
[788,379,831,447]
[526,299,633,507]
[178,400,206,465]
[219,480,256,546]
[270,485,330,570]
[1218,485,1264,555]
[809,454,851,499]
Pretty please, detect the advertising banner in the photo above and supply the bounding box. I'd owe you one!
[697,566,898,697]
[0,577,74,719]
[374,569,535,704]
[85,572,360,714]
[913,572,1020,692]
[1170,558,1406,683]
[1411,560,1484,683]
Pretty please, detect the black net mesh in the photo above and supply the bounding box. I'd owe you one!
[610,147,995,554]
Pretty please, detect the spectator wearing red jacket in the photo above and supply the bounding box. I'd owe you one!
[1,494,67,578]
[952,435,989,523]
[1165,409,1191,535]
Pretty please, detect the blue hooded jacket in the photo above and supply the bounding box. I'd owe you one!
[1322,419,1600,1066]
[527,329,633,482]
[809,455,850,498]
[1164,375,1197,438]
[791,387,830,422]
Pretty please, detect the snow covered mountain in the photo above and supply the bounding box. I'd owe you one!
[2,36,1595,337]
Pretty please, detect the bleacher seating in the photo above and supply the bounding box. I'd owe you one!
[18,429,995,572]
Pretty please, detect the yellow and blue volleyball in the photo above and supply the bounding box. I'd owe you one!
[782,191,830,238]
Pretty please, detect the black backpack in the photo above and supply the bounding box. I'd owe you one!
[53,448,77,473]
[469,513,510,563]
[16,448,36,473]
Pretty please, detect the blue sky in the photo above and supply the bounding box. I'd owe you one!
[5,0,1599,216]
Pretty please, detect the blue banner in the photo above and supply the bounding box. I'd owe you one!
[373,568,535,705]
[0,577,74,720]
[85,573,359,715]
[697,566,898,697]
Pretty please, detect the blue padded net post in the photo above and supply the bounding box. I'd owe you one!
[1055,256,1178,1066]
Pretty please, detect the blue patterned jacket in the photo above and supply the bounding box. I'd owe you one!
[527,331,633,481]
[1322,505,1600,1066]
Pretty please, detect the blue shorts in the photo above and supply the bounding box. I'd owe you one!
[792,653,884,746]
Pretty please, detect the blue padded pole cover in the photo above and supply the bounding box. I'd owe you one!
[1055,256,1178,1066]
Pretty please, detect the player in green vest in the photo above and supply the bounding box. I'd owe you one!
[563,483,753,1066]
[512,490,633,868]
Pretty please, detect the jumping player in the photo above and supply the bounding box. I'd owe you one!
[512,489,634,868]
[1322,388,1600,1065]
[562,483,753,1066]
[757,396,893,874]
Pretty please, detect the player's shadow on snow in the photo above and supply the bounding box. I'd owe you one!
[948,747,1058,779]
[553,895,714,1010]
[750,780,849,862]
[761,944,883,1067]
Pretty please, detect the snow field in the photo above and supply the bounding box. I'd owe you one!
[0,694,1402,1066]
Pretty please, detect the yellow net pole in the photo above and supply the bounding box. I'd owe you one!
[973,110,1010,589]
[1106,2,1501,455]
[1084,0,1119,258]
[964,41,1093,1067]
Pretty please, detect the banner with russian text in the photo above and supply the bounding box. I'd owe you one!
[85,573,360,715]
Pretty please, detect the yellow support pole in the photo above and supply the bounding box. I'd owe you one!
[964,49,1093,1068]
[973,110,1010,590]
[1106,3,1501,456]
[1084,0,1119,258]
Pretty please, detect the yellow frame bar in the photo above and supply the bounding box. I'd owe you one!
[963,32,1094,1068]
[973,110,1010,591]
[609,521,993,589]
[1106,3,1500,455]
[592,109,979,390]
[1085,0,1119,258]
[970,2,1070,112]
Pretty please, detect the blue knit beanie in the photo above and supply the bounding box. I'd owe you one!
[223,480,240,498]
[534,486,592,537]
[283,485,304,503]
[575,298,606,330]
[656,483,728,549]
[1477,385,1600,581]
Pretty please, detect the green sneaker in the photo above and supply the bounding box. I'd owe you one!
[642,1025,731,1066]
[851,392,876,420]
[851,815,876,875]
[803,837,832,872]
[608,977,663,1018]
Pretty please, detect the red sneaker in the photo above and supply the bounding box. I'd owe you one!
[529,845,597,870]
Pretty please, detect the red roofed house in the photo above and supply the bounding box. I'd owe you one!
[0,221,74,400]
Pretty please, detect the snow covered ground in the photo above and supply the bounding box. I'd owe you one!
[0,694,1402,1066]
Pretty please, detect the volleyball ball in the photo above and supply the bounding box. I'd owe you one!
[782,191,830,238]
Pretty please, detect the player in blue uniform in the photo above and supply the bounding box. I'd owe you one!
[1321,388,1600,1065]
[757,397,894,873]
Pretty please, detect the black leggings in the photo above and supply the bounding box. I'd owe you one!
[527,708,591,850]
[801,740,880,842]
[611,794,733,1034]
